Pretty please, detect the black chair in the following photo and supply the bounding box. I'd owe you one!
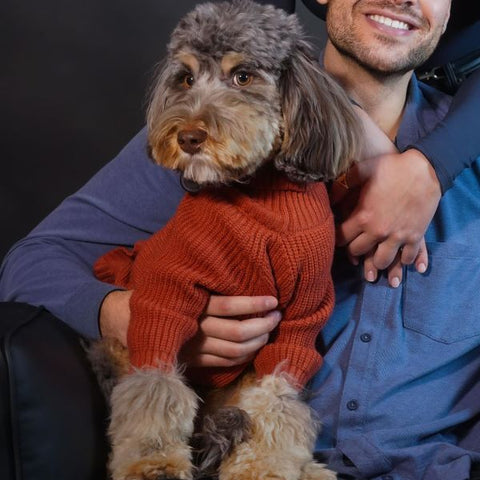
[0,302,108,480]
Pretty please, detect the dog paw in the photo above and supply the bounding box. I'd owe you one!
[219,454,304,480]
[113,452,194,480]
[300,461,337,480]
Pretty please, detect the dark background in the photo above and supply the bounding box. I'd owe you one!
[0,0,326,259]
[1,0,478,260]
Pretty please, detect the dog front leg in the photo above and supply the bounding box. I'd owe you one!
[219,373,336,480]
[108,367,198,480]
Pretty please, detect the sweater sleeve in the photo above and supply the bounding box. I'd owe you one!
[124,194,238,370]
[0,128,184,339]
[410,69,480,193]
[127,249,210,369]
[254,219,335,388]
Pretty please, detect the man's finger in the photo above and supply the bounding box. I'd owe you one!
[387,254,403,288]
[400,242,421,265]
[363,251,378,283]
[414,239,429,274]
[336,213,365,247]
[205,295,277,317]
[186,353,256,368]
[200,311,281,342]
[373,239,403,271]
[344,231,378,257]
[192,334,270,360]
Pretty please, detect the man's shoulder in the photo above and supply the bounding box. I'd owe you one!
[416,78,452,123]
[397,76,454,147]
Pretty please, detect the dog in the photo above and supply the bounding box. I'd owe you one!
[89,1,362,479]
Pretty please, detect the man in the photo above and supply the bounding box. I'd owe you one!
[1,0,479,478]
[308,0,480,478]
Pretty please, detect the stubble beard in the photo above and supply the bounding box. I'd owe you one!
[326,3,445,78]
[330,31,441,78]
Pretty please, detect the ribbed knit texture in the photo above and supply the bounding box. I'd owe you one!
[94,165,335,388]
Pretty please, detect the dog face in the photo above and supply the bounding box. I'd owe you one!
[147,0,362,185]
[148,48,283,185]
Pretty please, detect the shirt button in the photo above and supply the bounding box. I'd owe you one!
[382,476,393,480]
[347,400,358,411]
[360,333,372,342]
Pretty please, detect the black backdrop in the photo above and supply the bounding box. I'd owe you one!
[2,0,478,259]
[0,0,325,259]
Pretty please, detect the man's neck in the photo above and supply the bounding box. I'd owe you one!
[323,42,413,141]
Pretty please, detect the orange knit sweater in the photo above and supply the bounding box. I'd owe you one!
[94,166,335,388]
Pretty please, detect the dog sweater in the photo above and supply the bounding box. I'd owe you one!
[94,166,335,388]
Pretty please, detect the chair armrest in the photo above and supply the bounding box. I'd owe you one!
[0,302,108,480]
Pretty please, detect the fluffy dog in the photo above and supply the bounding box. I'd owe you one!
[89,1,362,479]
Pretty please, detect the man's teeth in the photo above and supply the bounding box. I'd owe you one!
[368,14,410,30]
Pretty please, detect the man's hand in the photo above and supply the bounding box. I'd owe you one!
[179,295,280,367]
[99,290,280,366]
[99,289,132,346]
[334,148,441,285]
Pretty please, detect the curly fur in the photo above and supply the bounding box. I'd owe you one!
[147,0,362,185]
[195,406,253,475]
[86,336,129,399]
[217,374,335,480]
[89,1,364,478]
[108,367,199,480]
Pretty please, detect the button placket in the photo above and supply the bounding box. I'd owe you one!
[336,281,389,440]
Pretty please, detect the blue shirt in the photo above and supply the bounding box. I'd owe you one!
[309,77,480,479]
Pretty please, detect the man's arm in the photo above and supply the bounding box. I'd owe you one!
[0,127,279,363]
[336,72,480,282]
[409,69,480,193]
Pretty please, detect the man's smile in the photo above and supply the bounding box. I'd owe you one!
[367,14,410,31]
[363,9,422,37]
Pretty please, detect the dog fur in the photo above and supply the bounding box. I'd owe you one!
[90,1,362,479]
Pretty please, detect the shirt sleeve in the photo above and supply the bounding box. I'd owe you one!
[0,128,184,339]
[254,224,335,388]
[409,69,480,193]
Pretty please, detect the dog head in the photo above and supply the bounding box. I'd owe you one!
[147,0,361,186]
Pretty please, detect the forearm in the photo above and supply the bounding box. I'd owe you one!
[0,237,118,338]
[411,69,480,193]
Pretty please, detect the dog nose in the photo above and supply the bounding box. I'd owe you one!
[177,129,208,155]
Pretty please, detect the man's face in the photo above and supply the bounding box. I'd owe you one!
[319,0,451,75]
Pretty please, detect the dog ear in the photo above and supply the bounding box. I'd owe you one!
[275,43,362,183]
[146,61,170,134]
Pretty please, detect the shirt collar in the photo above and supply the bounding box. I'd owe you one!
[395,75,452,150]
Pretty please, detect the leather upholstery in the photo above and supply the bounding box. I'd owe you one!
[0,303,108,480]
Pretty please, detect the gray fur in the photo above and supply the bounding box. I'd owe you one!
[168,1,302,70]
[147,0,362,184]
[195,406,252,476]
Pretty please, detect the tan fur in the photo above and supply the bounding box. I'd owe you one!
[108,367,199,480]
[221,52,247,75]
[86,337,130,398]
[94,345,336,479]
[148,78,282,185]
[176,51,200,75]
[216,374,336,480]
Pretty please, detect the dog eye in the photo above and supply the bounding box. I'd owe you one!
[181,73,195,89]
[232,71,253,87]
